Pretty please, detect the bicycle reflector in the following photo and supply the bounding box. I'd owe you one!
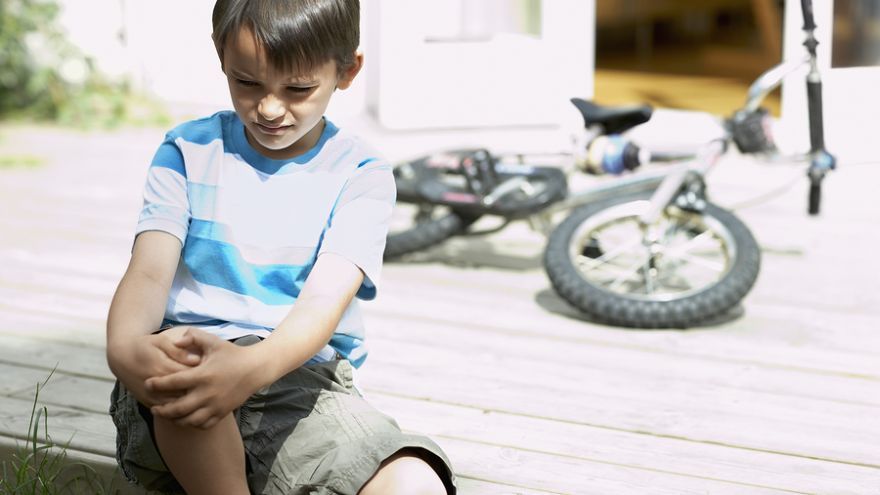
[729,108,777,154]
[578,135,644,175]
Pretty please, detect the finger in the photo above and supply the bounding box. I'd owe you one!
[151,392,202,419]
[134,387,184,409]
[184,327,223,350]
[170,331,196,350]
[145,368,198,393]
[156,335,201,366]
[200,416,221,430]
[146,391,185,406]
[174,408,217,429]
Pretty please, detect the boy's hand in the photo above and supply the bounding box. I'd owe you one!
[145,328,266,429]
[109,330,202,407]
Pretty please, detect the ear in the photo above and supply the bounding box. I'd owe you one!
[336,51,364,90]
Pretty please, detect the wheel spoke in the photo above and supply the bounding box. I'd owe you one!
[607,256,651,293]
[576,254,643,282]
[573,222,654,293]
[642,256,656,294]
[578,235,643,269]
[664,230,728,274]
[665,250,726,274]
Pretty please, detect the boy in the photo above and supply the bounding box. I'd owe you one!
[105,1,455,493]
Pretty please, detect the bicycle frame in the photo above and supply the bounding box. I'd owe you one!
[546,0,833,229]
[447,0,833,241]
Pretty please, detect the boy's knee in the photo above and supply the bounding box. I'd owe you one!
[359,452,447,495]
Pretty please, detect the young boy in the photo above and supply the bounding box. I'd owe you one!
[105,1,455,493]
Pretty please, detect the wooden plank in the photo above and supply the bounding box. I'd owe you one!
[4,333,871,492]
[0,309,106,346]
[363,284,880,378]
[5,329,878,471]
[368,393,880,494]
[0,334,111,380]
[1,387,555,495]
[0,363,60,397]
[0,219,131,246]
[0,379,797,495]
[0,395,116,459]
[0,393,792,495]
[382,232,880,328]
[0,272,115,307]
[453,478,560,495]
[358,340,880,467]
[363,313,880,407]
[0,187,137,231]
[3,311,879,470]
[434,436,793,495]
[0,286,111,326]
[0,245,128,284]
[10,375,113,415]
[0,178,141,208]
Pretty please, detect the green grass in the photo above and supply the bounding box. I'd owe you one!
[0,370,120,494]
[0,155,45,169]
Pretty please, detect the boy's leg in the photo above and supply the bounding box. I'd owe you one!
[242,358,456,494]
[153,412,250,495]
[359,449,447,495]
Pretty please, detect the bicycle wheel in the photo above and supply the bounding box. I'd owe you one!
[544,192,761,328]
[383,203,478,259]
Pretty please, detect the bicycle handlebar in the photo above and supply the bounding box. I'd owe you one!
[801,0,817,31]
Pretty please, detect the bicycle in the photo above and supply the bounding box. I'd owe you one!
[384,0,835,328]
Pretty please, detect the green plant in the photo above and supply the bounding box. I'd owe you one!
[0,0,170,129]
[0,370,118,494]
[0,154,45,169]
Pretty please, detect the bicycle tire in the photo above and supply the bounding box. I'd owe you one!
[383,205,479,259]
[544,192,761,328]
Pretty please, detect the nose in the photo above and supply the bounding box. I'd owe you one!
[257,93,285,122]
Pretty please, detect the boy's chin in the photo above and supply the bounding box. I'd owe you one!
[248,131,299,153]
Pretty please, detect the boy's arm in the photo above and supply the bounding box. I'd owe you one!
[146,252,363,428]
[106,230,200,405]
[259,251,364,375]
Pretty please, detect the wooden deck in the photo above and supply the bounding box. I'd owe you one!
[1,122,879,494]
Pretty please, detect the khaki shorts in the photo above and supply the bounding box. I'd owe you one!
[109,335,456,494]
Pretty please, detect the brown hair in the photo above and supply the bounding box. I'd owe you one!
[212,0,360,75]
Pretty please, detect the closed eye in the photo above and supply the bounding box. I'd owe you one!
[235,78,259,87]
[287,86,316,94]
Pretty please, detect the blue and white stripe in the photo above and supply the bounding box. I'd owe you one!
[137,111,394,367]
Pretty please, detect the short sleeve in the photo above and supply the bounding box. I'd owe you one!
[318,160,396,300]
[135,134,191,245]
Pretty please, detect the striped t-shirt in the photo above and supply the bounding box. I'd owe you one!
[136,111,395,367]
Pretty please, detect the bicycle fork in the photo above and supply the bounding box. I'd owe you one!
[635,142,720,281]
[801,0,836,215]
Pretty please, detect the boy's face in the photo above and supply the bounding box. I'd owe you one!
[221,26,361,160]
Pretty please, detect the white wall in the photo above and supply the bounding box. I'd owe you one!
[57,0,375,121]
[56,0,592,130]
[368,0,594,129]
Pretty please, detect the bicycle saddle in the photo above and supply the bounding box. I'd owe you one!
[570,98,653,134]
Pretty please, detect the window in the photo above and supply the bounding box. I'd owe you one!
[832,0,880,68]
[424,0,542,42]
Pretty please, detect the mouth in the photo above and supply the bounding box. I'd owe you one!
[255,122,293,136]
